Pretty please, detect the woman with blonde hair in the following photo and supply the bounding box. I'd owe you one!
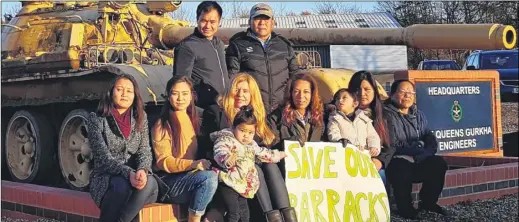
[202,73,296,222]
[203,73,275,146]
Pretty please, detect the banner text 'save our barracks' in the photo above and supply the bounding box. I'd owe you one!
[284,141,390,222]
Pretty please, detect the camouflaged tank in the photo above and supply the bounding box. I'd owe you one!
[1,1,516,191]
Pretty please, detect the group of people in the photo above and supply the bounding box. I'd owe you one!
[87,1,451,222]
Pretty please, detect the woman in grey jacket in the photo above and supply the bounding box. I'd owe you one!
[87,74,158,222]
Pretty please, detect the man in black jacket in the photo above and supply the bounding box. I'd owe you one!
[173,1,229,109]
[226,3,300,114]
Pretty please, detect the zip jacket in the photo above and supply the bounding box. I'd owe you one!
[173,28,229,96]
[226,29,300,113]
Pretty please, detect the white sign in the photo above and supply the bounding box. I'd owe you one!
[284,141,390,222]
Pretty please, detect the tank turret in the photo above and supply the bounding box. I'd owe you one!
[1,1,188,76]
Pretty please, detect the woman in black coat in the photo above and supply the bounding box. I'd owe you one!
[268,73,326,177]
[87,74,158,222]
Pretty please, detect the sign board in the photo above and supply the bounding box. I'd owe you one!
[394,70,502,155]
[284,141,390,222]
[415,81,495,153]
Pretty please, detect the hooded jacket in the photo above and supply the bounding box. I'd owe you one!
[327,106,381,156]
[226,29,300,113]
[383,102,438,163]
[210,128,283,198]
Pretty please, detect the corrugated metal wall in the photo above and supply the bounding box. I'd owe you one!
[293,45,331,68]
[217,12,402,28]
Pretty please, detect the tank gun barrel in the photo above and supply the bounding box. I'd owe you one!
[150,23,516,50]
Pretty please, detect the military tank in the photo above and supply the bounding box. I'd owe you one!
[1,1,517,191]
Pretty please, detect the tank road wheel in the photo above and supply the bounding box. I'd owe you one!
[5,110,55,184]
[58,109,92,191]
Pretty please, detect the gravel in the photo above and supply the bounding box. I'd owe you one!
[391,194,518,222]
[501,102,518,134]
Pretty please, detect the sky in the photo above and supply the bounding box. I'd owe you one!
[1,1,379,22]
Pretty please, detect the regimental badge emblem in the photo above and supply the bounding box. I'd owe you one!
[451,100,463,122]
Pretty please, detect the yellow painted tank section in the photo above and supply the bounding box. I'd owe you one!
[305,68,389,104]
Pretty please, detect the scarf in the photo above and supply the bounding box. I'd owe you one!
[111,108,131,138]
[361,108,373,119]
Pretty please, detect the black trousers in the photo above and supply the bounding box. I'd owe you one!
[194,81,219,110]
[219,184,250,222]
[99,175,158,222]
[386,156,448,213]
[249,163,291,222]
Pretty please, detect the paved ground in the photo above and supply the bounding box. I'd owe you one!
[501,102,518,157]
[501,102,518,134]
[1,194,518,222]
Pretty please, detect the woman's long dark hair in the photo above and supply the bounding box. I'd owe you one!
[348,70,390,146]
[97,74,145,131]
[158,76,200,147]
[282,73,324,127]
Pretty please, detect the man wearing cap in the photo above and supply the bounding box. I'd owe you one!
[226,3,300,114]
[225,4,300,222]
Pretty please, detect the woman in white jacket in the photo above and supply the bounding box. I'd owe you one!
[327,88,381,157]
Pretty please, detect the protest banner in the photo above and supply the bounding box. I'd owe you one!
[284,141,390,222]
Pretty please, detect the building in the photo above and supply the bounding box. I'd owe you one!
[219,12,408,74]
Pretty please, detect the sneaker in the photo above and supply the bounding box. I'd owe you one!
[419,202,449,216]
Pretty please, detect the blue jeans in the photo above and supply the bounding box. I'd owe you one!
[100,175,158,222]
[162,170,218,216]
[379,169,387,185]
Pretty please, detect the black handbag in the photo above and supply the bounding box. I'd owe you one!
[152,172,172,203]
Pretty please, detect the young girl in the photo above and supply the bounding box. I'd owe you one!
[327,88,381,157]
[211,106,287,222]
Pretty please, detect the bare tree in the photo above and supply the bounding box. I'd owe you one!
[168,5,194,22]
[440,2,461,24]
[221,1,249,19]
[376,1,518,68]
[274,2,287,17]
[313,1,361,14]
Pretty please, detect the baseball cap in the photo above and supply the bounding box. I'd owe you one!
[250,3,273,19]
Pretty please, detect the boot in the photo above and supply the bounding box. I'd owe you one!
[280,207,298,222]
[189,211,202,222]
[265,210,283,222]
